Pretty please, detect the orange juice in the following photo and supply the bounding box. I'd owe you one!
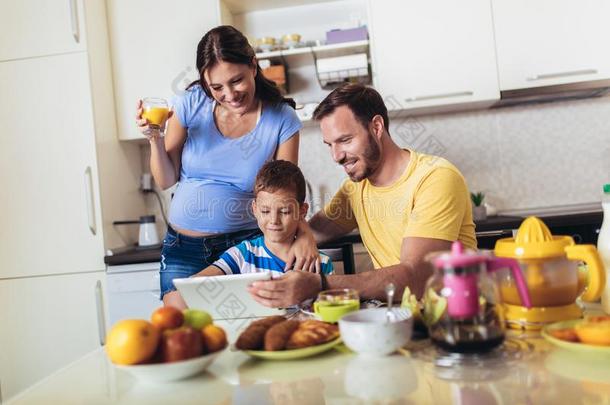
[500,283,579,307]
[142,107,169,127]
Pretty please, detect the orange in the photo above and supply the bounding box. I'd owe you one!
[574,316,610,346]
[202,324,227,353]
[550,327,579,342]
[106,320,160,365]
[151,306,184,331]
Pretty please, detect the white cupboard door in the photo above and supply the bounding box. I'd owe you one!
[369,0,500,111]
[0,0,86,61]
[493,0,610,90]
[0,273,107,401]
[0,53,105,279]
[106,0,220,140]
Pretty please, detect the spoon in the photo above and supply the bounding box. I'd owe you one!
[385,283,396,322]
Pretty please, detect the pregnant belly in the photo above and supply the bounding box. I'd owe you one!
[169,181,256,233]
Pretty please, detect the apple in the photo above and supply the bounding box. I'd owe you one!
[183,309,213,329]
[151,306,184,331]
[160,326,203,362]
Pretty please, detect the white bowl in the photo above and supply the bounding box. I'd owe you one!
[115,350,222,383]
[339,308,413,356]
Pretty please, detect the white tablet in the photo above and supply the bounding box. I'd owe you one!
[173,272,286,321]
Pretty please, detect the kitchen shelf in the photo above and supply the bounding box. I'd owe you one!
[312,40,369,56]
[256,40,369,60]
[222,0,339,14]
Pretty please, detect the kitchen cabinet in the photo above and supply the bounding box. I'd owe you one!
[0,0,146,400]
[106,0,221,140]
[368,0,500,112]
[106,262,161,326]
[0,0,147,276]
[0,53,105,278]
[0,272,107,401]
[0,0,87,61]
[492,0,610,91]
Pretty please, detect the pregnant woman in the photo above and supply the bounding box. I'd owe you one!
[136,25,318,308]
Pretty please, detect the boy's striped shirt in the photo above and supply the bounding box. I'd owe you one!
[213,236,333,276]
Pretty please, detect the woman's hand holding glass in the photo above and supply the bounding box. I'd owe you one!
[136,97,172,141]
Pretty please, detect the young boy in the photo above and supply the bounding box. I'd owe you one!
[193,160,333,278]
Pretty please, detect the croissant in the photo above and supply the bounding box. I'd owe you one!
[285,320,339,349]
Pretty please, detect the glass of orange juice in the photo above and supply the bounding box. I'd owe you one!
[142,97,169,130]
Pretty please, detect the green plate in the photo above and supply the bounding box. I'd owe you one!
[541,319,610,354]
[243,337,342,360]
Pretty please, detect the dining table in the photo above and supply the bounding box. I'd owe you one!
[7,305,610,405]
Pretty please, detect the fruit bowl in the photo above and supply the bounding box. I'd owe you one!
[115,349,223,383]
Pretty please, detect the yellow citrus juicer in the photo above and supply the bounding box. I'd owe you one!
[494,216,606,330]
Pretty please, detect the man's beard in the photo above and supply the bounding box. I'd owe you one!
[347,134,381,182]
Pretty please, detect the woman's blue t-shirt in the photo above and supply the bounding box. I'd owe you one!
[168,85,302,233]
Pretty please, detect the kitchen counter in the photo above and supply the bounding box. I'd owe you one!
[104,211,603,266]
[104,245,163,266]
[9,307,610,404]
[103,236,365,267]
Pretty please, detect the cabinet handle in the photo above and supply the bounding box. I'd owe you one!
[527,69,597,81]
[68,0,80,43]
[405,91,473,102]
[84,167,97,235]
[95,280,106,346]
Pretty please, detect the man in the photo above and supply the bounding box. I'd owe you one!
[248,84,476,307]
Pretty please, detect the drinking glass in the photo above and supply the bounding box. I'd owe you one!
[314,289,360,323]
[142,97,169,130]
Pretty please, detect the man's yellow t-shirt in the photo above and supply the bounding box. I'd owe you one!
[323,149,477,269]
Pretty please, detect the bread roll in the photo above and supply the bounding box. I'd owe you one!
[264,320,300,351]
[235,316,286,350]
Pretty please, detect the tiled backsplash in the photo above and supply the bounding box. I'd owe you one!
[299,96,610,212]
[141,96,610,231]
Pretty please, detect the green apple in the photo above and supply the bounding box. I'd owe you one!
[182,309,213,329]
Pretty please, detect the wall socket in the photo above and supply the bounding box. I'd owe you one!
[140,173,153,191]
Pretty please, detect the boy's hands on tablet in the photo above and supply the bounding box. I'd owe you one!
[248,271,322,308]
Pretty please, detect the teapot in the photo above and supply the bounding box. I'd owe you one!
[424,241,531,353]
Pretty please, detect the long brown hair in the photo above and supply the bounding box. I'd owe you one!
[188,25,295,109]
